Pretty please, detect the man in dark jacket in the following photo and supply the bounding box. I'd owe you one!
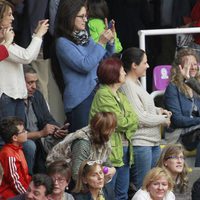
[22,65,68,174]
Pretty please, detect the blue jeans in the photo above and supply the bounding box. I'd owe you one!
[23,140,36,175]
[131,146,161,189]
[0,93,25,120]
[110,147,130,200]
[66,87,96,132]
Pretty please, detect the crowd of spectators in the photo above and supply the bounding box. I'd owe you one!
[1,0,200,200]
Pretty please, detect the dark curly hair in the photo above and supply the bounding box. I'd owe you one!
[0,116,24,143]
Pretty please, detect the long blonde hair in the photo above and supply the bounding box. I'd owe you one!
[157,144,188,193]
[170,48,200,97]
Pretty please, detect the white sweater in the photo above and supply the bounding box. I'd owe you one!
[0,36,42,99]
[132,189,175,200]
[120,77,168,146]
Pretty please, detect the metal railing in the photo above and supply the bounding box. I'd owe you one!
[138,27,200,89]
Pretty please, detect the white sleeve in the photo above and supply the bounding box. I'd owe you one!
[7,36,42,64]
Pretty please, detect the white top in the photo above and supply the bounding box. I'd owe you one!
[0,36,42,99]
[120,77,168,146]
[132,189,175,200]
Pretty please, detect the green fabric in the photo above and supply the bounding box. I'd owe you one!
[88,18,123,53]
[90,85,138,167]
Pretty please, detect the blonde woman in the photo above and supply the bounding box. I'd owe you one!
[157,144,190,200]
[132,167,175,200]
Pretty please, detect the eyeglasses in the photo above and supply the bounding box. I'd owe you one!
[52,177,66,184]
[17,130,27,135]
[86,160,102,166]
[166,155,185,161]
[76,15,88,20]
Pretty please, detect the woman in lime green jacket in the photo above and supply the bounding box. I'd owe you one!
[87,0,123,53]
[90,57,138,200]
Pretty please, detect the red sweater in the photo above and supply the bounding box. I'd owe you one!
[0,144,31,199]
[0,45,8,61]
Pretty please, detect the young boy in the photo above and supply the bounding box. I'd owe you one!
[0,117,31,199]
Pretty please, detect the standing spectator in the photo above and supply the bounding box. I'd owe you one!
[164,48,200,167]
[55,0,115,132]
[0,0,49,121]
[120,47,171,189]
[90,57,138,200]
[0,117,31,199]
[87,0,122,53]
[157,144,190,200]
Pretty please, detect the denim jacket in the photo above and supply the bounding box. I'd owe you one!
[164,83,200,128]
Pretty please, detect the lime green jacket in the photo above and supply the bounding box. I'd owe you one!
[88,18,123,53]
[90,85,138,167]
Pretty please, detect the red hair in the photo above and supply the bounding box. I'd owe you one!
[97,57,122,84]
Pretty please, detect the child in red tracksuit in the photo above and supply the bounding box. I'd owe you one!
[0,117,31,199]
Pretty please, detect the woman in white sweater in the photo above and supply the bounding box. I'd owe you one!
[120,47,172,189]
[0,0,49,120]
[132,167,175,200]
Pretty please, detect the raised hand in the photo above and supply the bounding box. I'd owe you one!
[34,19,49,38]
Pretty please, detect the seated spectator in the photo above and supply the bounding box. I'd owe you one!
[164,48,200,167]
[132,167,175,200]
[87,0,122,53]
[157,144,190,200]
[89,57,138,200]
[46,112,116,182]
[192,177,200,200]
[47,160,74,200]
[73,160,115,200]
[0,0,49,121]
[8,173,54,200]
[120,47,171,189]
[54,0,115,132]
[22,65,69,174]
[0,117,31,199]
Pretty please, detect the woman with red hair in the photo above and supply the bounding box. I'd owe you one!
[90,57,138,200]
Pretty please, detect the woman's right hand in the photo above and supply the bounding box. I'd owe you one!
[179,56,193,80]
[34,19,49,38]
[2,27,14,48]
